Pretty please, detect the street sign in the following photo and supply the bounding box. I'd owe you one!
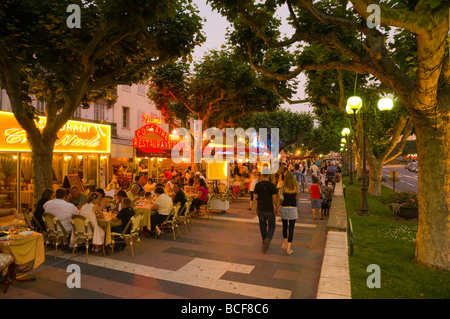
[389,170,399,178]
[389,170,400,191]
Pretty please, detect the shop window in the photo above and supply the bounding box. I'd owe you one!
[0,155,18,209]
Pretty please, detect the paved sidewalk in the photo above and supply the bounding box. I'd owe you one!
[1,182,351,300]
[316,181,351,299]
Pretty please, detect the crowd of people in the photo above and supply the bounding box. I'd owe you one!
[31,166,212,253]
[29,159,341,257]
[251,159,341,255]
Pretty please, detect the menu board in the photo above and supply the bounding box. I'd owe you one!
[63,174,85,193]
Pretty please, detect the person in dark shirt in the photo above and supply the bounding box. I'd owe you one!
[253,170,279,253]
[111,198,135,251]
[172,182,187,209]
[33,188,54,232]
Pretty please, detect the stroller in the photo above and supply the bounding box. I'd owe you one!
[321,185,333,217]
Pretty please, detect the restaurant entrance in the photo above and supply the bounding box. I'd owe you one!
[0,111,111,211]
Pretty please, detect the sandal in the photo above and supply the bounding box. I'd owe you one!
[286,250,294,255]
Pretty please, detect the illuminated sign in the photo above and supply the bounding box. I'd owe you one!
[0,111,111,153]
[135,124,169,140]
[142,114,162,125]
[133,123,184,153]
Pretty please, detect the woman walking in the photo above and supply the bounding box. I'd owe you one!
[279,171,299,255]
[248,169,259,211]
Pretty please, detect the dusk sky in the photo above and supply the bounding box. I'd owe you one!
[192,0,312,114]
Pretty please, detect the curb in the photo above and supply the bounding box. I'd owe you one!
[316,181,352,299]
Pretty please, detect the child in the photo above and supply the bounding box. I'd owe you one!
[111,198,135,251]
[321,185,333,218]
[306,176,322,220]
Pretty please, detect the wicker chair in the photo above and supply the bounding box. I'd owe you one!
[176,200,192,234]
[111,213,143,259]
[42,213,70,260]
[70,215,102,264]
[155,202,181,240]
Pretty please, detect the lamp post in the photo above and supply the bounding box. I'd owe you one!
[346,96,393,215]
[342,128,353,185]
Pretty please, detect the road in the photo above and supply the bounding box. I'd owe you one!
[382,165,418,193]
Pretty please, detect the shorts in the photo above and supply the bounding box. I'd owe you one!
[311,198,321,209]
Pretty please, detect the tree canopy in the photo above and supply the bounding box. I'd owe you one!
[148,49,282,129]
[0,0,204,204]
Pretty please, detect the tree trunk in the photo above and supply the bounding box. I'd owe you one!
[367,157,384,196]
[31,145,54,207]
[413,103,450,270]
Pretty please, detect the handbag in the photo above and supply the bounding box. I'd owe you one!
[279,186,284,203]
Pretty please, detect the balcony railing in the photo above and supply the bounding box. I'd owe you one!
[71,116,118,138]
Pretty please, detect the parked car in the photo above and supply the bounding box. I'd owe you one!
[409,162,418,172]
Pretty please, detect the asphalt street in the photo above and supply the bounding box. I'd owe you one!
[382,165,418,193]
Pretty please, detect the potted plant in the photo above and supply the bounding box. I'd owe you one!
[209,190,233,213]
[389,190,418,219]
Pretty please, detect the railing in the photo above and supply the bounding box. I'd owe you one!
[71,116,118,138]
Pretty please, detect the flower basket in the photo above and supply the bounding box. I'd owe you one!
[398,206,418,219]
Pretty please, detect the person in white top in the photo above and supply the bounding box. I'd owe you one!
[150,187,174,237]
[249,169,259,211]
[76,192,105,252]
[43,188,79,232]
[310,163,319,178]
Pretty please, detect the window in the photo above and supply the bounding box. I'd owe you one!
[122,106,130,129]
[73,105,82,119]
[122,85,131,92]
[36,100,45,113]
[94,101,106,121]
[137,84,146,96]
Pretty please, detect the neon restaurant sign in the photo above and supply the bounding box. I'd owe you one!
[133,123,183,151]
[0,111,111,153]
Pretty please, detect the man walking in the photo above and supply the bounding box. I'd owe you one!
[253,169,279,253]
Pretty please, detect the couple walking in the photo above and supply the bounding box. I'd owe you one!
[253,169,299,255]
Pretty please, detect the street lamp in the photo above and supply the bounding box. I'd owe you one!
[347,96,393,215]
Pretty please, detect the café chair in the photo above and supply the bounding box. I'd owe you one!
[0,253,14,293]
[176,200,192,234]
[111,213,143,259]
[22,210,46,235]
[155,202,181,241]
[70,215,101,264]
[42,212,70,260]
[199,193,214,218]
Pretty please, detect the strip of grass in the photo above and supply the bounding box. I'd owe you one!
[343,177,450,299]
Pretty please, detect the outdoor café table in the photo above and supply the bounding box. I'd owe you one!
[135,205,156,229]
[97,215,121,247]
[0,231,45,292]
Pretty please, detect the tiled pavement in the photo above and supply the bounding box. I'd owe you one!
[2,186,330,300]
